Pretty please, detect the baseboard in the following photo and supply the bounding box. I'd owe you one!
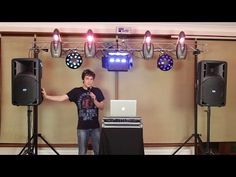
[0,146,194,155]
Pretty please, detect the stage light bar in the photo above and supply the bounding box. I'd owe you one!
[102,51,133,71]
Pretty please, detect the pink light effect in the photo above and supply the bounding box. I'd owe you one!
[179,37,185,44]
[87,35,94,43]
[145,36,151,43]
[53,34,60,42]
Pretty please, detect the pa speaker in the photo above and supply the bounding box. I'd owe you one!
[12,58,43,106]
[197,60,227,107]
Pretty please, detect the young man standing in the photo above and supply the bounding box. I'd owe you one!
[42,69,105,155]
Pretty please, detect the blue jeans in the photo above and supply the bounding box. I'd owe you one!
[77,128,101,155]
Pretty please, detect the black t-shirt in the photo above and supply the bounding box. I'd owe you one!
[67,87,105,129]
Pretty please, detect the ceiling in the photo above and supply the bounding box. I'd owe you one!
[1,22,236,39]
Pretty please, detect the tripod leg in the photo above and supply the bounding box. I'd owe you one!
[19,135,35,155]
[172,134,194,155]
[38,134,60,155]
[196,135,205,154]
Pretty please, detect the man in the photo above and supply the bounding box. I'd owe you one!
[42,69,105,155]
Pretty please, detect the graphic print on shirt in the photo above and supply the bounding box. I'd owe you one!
[77,92,97,121]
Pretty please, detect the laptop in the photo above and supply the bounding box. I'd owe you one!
[110,100,137,117]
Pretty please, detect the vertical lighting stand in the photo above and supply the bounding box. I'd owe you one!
[19,35,59,155]
[172,39,204,155]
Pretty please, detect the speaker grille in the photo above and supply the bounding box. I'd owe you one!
[12,75,38,105]
[201,77,226,106]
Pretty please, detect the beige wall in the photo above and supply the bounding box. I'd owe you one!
[1,36,236,144]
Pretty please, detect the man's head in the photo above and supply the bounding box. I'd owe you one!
[81,69,95,88]
[81,69,95,80]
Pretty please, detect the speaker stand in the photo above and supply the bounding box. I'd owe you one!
[172,133,204,155]
[172,94,205,155]
[19,105,59,155]
[173,40,205,155]
[204,106,214,155]
[21,106,34,155]
[19,133,59,155]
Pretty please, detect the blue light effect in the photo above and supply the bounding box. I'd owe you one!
[109,58,115,62]
[121,59,127,63]
[115,58,121,62]
[157,53,173,71]
[102,51,133,71]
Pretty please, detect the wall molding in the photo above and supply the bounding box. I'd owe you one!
[0,22,236,38]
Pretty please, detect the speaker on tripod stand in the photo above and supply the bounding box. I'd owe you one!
[12,58,59,155]
[197,60,227,154]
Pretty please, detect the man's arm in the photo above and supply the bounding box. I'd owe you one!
[89,92,104,110]
[94,99,104,110]
[42,88,69,102]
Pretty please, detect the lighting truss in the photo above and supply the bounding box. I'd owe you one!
[28,30,208,70]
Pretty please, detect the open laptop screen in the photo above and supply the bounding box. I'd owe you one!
[110,100,137,117]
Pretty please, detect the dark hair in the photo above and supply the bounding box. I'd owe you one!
[81,69,95,80]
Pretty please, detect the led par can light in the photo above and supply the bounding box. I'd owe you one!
[65,50,83,69]
[157,53,174,71]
